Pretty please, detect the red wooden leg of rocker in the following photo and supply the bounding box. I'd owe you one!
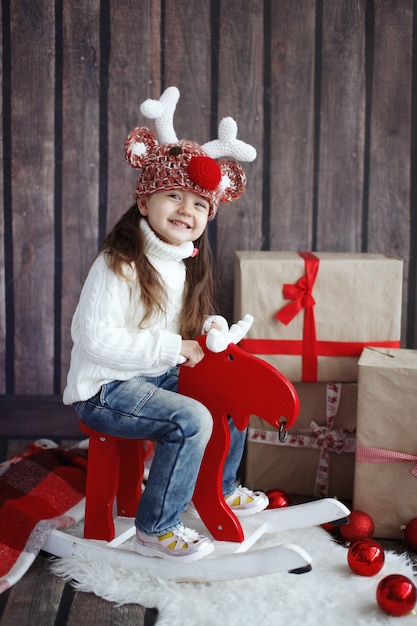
[79,422,144,541]
[192,414,244,542]
[80,423,120,541]
[117,439,144,517]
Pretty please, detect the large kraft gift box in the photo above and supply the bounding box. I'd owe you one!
[235,251,403,382]
[245,382,357,500]
[353,348,417,539]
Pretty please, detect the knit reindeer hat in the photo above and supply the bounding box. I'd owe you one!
[124,87,256,220]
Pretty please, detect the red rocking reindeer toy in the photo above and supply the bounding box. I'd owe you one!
[44,315,349,581]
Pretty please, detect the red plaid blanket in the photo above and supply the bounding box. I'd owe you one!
[0,441,87,593]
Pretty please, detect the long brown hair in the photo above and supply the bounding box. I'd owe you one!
[102,205,217,339]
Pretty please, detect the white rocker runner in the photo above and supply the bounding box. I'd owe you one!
[43,497,350,582]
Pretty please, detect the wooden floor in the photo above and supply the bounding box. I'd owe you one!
[1,436,415,625]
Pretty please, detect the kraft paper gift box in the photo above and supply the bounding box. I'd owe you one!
[353,348,417,539]
[245,382,357,500]
[235,251,403,382]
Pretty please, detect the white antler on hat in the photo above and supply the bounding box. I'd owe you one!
[206,314,254,353]
[139,87,256,163]
[139,86,180,144]
[202,118,257,162]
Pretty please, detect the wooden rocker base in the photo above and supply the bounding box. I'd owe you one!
[42,498,350,582]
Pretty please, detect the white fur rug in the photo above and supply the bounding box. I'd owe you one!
[50,526,417,626]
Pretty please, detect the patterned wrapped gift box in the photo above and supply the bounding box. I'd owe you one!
[353,348,417,539]
[245,382,357,500]
[235,251,403,382]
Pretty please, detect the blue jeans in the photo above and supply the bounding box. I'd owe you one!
[73,370,246,535]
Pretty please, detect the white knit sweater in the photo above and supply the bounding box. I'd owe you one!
[63,219,223,405]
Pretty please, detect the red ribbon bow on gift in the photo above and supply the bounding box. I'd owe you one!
[275,252,320,381]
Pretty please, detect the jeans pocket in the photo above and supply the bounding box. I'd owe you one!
[73,401,86,417]
[99,381,118,406]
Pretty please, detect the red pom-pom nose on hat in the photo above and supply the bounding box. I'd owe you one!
[188,155,222,191]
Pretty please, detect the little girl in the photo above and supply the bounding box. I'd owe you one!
[63,87,268,563]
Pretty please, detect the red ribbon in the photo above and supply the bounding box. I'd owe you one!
[274,252,319,381]
[239,339,400,356]
[275,252,319,324]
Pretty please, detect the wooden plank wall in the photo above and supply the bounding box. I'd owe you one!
[0,0,416,407]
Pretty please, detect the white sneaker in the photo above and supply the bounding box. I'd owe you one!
[134,524,214,562]
[224,486,269,517]
[187,486,269,519]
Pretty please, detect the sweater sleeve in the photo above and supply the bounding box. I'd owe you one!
[74,255,182,371]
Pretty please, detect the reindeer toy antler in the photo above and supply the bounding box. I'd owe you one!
[176,315,254,365]
[124,86,256,220]
[206,314,254,353]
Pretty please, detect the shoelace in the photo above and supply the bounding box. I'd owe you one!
[176,525,199,542]
[227,486,255,504]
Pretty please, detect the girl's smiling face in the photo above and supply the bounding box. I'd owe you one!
[138,189,210,245]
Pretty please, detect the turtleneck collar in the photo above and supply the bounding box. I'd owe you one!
[139,218,195,261]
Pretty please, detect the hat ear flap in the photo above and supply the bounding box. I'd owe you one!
[124,127,158,169]
[218,160,247,203]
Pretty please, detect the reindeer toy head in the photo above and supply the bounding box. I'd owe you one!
[124,86,256,219]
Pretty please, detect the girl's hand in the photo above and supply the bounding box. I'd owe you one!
[180,340,205,367]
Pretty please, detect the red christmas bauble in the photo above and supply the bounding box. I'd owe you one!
[404,517,417,553]
[347,539,385,576]
[266,489,291,509]
[377,574,417,617]
[340,510,374,543]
